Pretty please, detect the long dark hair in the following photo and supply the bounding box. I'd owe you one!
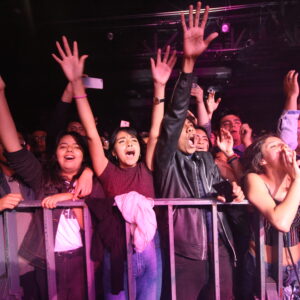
[43,131,89,194]
[241,133,279,175]
[109,127,143,164]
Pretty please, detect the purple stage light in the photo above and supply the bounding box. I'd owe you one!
[221,22,230,33]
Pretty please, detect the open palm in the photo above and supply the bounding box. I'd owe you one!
[52,36,88,82]
[181,2,218,59]
[151,46,177,86]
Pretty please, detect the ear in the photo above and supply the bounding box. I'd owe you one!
[112,149,117,158]
[260,159,267,166]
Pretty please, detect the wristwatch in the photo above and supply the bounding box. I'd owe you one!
[153,97,165,105]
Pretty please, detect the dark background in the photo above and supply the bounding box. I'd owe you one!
[0,0,300,135]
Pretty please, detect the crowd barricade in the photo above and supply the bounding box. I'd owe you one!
[0,199,283,300]
[0,200,94,300]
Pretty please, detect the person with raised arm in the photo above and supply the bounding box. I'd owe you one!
[190,84,242,183]
[154,2,245,300]
[242,134,300,299]
[191,84,221,137]
[277,70,300,154]
[0,74,104,299]
[216,127,244,183]
[52,36,176,299]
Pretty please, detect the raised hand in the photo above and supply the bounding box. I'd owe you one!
[52,36,88,82]
[240,123,253,148]
[216,128,234,157]
[191,84,204,103]
[283,70,299,99]
[206,91,221,118]
[150,46,177,86]
[181,2,218,60]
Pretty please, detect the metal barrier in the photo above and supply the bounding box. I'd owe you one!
[0,201,94,300]
[0,198,283,300]
[125,198,282,300]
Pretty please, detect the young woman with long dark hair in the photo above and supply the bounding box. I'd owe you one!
[0,76,104,300]
[242,134,300,299]
[52,36,176,299]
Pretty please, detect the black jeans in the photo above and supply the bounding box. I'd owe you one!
[175,243,234,300]
[35,247,87,300]
[206,242,234,300]
[175,254,209,300]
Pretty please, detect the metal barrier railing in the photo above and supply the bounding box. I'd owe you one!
[125,198,282,300]
[0,200,94,300]
[0,198,283,300]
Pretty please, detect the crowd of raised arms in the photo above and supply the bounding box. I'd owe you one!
[0,2,300,300]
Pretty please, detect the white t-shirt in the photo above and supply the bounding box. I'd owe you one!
[53,181,82,252]
[54,208,83,252]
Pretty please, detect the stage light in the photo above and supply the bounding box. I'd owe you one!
[221,22,230,33]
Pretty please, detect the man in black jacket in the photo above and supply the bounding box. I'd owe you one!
[154,2,244,299]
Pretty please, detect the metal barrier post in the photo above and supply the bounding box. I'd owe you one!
[258,213,266,300]
[276,231,283,299]
[212,203,220,300]
[4,210,22,300]
[83,205,96,300]
[0,214,5,275]
[126,222,135,300]
[43,208,57,300]
[0,213,9,298]
[168,204,177,300]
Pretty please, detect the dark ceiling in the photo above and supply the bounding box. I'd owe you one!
[0,0,300,134]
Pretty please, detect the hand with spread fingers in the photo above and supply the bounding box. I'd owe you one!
[181,2,218,61]
[206,91,221,119]
[217,128,234,157]
[52,36,88,83]
[150,46,177,87]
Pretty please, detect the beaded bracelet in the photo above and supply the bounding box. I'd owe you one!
[73,94,87,99]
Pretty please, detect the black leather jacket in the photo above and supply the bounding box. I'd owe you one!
[154,72,237,262]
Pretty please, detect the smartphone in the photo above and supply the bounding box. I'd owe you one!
[82,77,103,89]
[212,180,234,202]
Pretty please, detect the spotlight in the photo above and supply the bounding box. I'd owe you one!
[221,22,230,33]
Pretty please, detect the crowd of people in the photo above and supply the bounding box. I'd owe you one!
[0,2,300,300]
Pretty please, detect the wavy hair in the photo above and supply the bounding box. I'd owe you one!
[43,131,89,194]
